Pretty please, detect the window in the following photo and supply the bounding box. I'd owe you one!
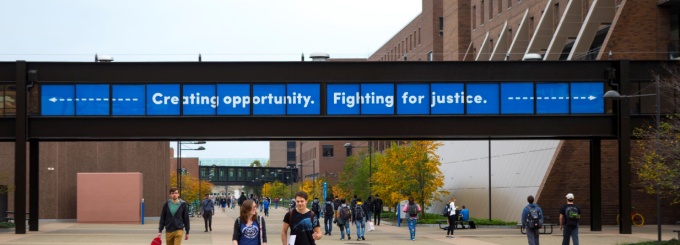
[428,51,433,61]
[418,27,421,44]
[287,141,296,148]
[439,16,444,36]
[473,5,477,29]
[489,0,494,19]
[481,0,485,25]
[498,0,502,14]
[413,31,417,47]
[553,2,560,31]
[287,151,296,162]
[346,147,352,156]
[508,0,512,8]
[322,145,334,157]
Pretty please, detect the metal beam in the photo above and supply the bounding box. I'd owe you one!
[14,61,27,234]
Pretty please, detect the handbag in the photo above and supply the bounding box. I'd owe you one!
[151,236,162,245]
[366,220,375,231]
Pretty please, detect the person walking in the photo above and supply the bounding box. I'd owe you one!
[560,193,581,245]
[522,195,544,245]
[311,197,321,223]
[445,196,457,238]
[263,197,270,217]
[221,196,228,212]
[200,194,214,232]
[158,187,190,245]
[232,200,267,245]
[365,196,373,223]
[352,198,368,241]
[403,197,421,241]
[372,194,383,226]
[281,191,322,245]
[322,197,335,236]
[336,199,351,241]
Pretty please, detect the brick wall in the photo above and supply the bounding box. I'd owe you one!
[538,140,680,225]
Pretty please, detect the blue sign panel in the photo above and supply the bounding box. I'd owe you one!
[466,84,499,114]
[570,82,604,114]
[42,85,75,116]
[183,85,217,115]
[75,84,109,115]
[327,84,360,115]
[361,84,394,115]
[217,84,250,115]
[253,84,286,115]
[147,84,180,115]
[112,85,145,115]
[287,84,320,115]
[430,83,465,114]
[397,84,430,114]
[536,83,569,114]
[501,83,534,114]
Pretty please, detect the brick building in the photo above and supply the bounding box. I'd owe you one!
[364,0,680,225]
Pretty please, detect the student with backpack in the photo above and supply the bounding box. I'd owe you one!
[281,191,322,245]
[402,197,421,241]
[322,197,335,236]
[311,198,321,222]
[444,196,457,238]
[559,193,581,245]
[336,199,352,241]
[352,197,368,241]
[521,195,544,245]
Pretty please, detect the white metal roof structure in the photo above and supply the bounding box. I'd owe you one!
[431,140,560,223]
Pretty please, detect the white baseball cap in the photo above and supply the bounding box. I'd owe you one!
[566,193,574,200]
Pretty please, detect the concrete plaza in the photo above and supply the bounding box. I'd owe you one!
[0,205,678,245]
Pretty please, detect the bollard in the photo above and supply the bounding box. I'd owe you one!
[141,198,145,225]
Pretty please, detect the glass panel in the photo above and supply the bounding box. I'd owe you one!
[3,84,16,115]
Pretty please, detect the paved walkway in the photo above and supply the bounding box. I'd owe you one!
[0,206,678,245]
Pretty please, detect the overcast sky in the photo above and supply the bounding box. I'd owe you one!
[2,0,422,158]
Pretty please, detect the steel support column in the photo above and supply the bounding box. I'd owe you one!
[29,140,39,231]
[590,138,601,231]
[618,60,632,234]
[14,61,27,234]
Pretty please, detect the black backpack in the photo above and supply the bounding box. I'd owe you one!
[312,202,320,214]
[407,204,418,216]
[525,205,543,229]
[354,205,365,220]
[565,205,580,227]
[324,203,334,217]
[441,204,451,216]
[340,206,351,220]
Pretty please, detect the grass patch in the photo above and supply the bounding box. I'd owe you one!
[0,222,15,228]
[377,212,515,225]
[619,239,680,245]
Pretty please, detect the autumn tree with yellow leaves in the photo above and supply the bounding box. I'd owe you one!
[170,172,214,204]
[631,66,680,204]
[336,141,447,215]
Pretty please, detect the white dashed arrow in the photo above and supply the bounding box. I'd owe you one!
[48,97,139,103]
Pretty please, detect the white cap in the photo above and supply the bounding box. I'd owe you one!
[566,193,574,200]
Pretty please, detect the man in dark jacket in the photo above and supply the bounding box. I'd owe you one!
[158,187,190,244]
[372,194,383,226]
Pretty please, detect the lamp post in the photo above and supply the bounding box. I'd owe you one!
[604,80,660,240]
[176,141,206,195]
[344,141,373,196]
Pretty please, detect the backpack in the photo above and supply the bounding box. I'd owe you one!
[441,204,451,217]
[565,205,580,227]
[525,205,543,229]
[354,204,365,220]
[324,203,334,217]
[311,202,320,214]
[407,204,418,216]
[340,206,351,220]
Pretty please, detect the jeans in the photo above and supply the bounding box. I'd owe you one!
[324,216,333,234]
[562,225,579,245]
[165,230,183,245]
[527,227,540,245]
[202,211,212,231]
[407,218,417,240]
[355,217,365,238]
[264,208,269,217]
[275,202,278,209]
[367,210,372,222]
[340,223,351,239]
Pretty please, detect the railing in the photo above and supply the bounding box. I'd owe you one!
[571,46,602,61]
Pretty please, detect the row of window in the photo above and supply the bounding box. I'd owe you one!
[379,27,422,61]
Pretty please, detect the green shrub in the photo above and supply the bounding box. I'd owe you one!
[0,222,15,229]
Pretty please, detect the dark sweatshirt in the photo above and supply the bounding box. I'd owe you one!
[159,199,191,234]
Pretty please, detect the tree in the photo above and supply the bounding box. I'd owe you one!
[372,141,448,216]
[169,173,213,204]
[0,171,14,195]
[300,179,324,201]
[632,65,680,204]
[250,160,263,167]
